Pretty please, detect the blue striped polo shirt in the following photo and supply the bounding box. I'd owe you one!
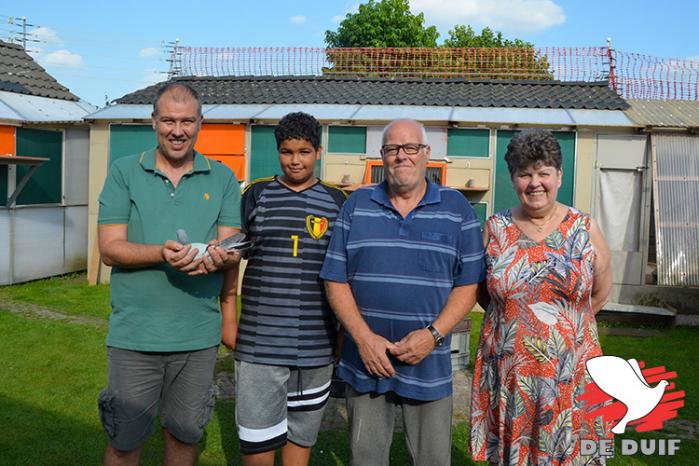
[319,180,485,401]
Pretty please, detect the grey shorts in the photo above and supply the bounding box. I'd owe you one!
[235,360,333,454]
[98,346,218,452]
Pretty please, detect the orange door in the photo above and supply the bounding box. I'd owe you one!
[0,125,15,156]
[195,123,246,180]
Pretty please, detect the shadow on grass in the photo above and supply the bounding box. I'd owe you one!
[0,392,240,466]
[0,393,107,465]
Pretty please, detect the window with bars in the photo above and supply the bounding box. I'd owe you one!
[364,160,447,185]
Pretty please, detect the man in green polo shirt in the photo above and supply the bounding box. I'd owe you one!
[97,83,241,466]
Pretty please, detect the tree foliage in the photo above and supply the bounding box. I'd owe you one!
[443,25,533,49]
[324,0,551,79]
[440,25,550,80]
[325,0,439,48]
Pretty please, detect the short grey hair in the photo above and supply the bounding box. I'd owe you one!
[152,82,202,118]
[381,119,428,146]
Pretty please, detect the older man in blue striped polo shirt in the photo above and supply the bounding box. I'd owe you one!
[320,119,485,466]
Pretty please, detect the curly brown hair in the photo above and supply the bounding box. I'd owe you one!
[504,129,562,177]
[274,112,322,150]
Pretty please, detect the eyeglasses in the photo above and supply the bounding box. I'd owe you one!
[380,143,427,157]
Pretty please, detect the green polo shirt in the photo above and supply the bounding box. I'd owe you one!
[98,148,241,351]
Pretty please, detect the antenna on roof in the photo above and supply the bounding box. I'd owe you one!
[163,38,181,80]
[21,16,26,49]
[6,16,30,48]
[6,15,41,51]
[605,37,618,94]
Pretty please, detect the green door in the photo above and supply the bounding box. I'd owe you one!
[109,125,157,165]
[493,131,575,214]
[0,165,7,206]
[16,128,63,205]
[250,126,278,181]
[250,125,322,181]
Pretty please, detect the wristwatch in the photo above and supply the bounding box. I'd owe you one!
[427,324,445,346]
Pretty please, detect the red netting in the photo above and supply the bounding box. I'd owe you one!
[170,46,699,100]
[612,50,699,100]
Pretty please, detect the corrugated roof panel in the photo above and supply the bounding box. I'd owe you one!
[0,90,95,122]
[352,105,452,121]
[567,109,635,127]
[203,104,271,120]
[252,104,360,121]
[0,98,23,121]
[653,133,699,287]
[451,107,574,125]
[86,104,153,120]
[625,100,699,127]
[86,104,299,121]
[86,102,638,128]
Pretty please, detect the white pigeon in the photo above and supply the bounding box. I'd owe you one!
[585,356,669,434]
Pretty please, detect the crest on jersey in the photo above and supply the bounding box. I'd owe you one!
[306,215,329,240]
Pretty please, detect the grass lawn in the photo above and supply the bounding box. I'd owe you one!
[0,274,697,465]
[0,273,111,319]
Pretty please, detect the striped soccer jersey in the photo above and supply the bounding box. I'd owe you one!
[236,177,346,367]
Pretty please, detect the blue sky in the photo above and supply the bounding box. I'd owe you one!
[4,0,698,107]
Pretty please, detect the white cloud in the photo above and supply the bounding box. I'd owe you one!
[686,55,699,63]
[140,68,165,88]
[410,0,566,35]
[290,15,306,25]
[40,49,84,68]
[331,3,360,23]
[27,26,63,56]
[139,47,160,58]
[32,26,62,45]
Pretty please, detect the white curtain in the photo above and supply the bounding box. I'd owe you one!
[595,169,642,252]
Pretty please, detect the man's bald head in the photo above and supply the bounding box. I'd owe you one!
[381,119,428,146]
[152,83,202,118]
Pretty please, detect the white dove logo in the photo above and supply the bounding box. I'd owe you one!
[586,356,669,434]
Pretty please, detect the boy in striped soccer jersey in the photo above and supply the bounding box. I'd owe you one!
[227,112,346,466]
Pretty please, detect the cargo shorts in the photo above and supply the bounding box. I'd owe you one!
[98,346,218,452]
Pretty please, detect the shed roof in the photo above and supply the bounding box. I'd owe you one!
[624,99,699,128]
[86,102,635,127]
[0,40,79,101]
[0,90,95,123]
[115,75,629,111]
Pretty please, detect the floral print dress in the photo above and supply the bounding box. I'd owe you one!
[470,208,611,465]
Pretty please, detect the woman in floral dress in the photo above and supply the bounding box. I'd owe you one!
[470,129,613,465]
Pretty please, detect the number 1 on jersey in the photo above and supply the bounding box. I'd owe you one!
[291,235,299,257]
